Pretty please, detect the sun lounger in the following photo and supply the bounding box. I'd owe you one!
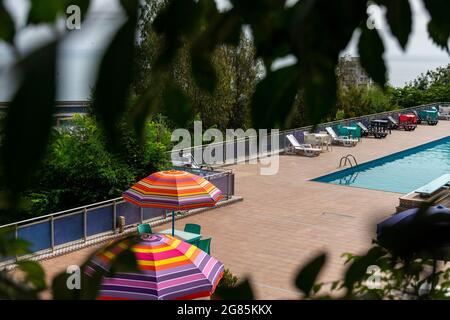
[397,114,417,131]
[439,106,450,120]
[325,127,358,147]
[385,116,399,130]
[414,174,450,197]
[356,122,388,139]
[417,108,439,125]
[286,134,322,157]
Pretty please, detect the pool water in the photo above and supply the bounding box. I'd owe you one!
[313,136,450,194]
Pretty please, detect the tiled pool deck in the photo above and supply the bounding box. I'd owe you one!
[26,121,450,299]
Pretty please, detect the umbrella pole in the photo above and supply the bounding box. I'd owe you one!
[172,210,175,236]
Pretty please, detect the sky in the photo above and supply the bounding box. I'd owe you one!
[0,0,449,101]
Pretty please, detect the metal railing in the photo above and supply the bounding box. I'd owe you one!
[169,102,449,167]
[0,167,234,264]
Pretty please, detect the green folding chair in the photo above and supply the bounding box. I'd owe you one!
[197,238,211,255]
[184,223,201,235]
[137,223,152,235]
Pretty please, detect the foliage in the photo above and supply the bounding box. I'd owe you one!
[217,268,239,289]
[335,85,398,120]
[0,0,449,301]
[0,0,449,208]
[0,114,171,223]
[1,204,450,300]
[134,2,261,131]
[391,64,450,108]
[0,227,46,299]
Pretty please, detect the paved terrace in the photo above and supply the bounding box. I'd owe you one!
[23,121,450,299]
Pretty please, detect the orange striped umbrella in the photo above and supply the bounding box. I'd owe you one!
[122,170,223,235]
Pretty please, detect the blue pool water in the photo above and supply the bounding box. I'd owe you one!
[313,136,450,194]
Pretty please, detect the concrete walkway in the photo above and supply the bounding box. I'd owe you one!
[25,121,450,299]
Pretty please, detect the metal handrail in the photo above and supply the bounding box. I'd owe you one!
[0,197,124,229]
[0,168,234,230]
[169,102,450,152]
[339,154,358,168]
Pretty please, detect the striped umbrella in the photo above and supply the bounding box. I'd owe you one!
[122,170,223,235]
[86,234,224,300]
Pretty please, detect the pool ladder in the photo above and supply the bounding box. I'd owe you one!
[339,154,358,168]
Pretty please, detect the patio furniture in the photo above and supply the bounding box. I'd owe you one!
[159,228,201,244]
[314,132,332,151]
[123,170,223,236]
[438,105,450,120]
[85,234,224,300]
[414,174,450,197]
[416,107,439,125]
[398,113,417,131]
[356,121,387,139]
[285,134,322,157]
[336,124,361,140]
[386,116,399,130]
[197,238,211,255]
[325,127,358,147]
[184,223,201,235]
[370,119,391,134]
[137,223,152,235]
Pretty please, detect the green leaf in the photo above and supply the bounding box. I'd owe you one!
[1,41,57,200]
[295,252,327,297]
[92,0,138,148]
[27,0,63,24]
[379,0,412,50]
[153,0,203,66]
[358,25,387,88]
[423,0,450,51]
[214,279,254,300]
[292,0,367,124]
[0,227,31,257]
[344,246,385,291]
[119,0,139,17]
[0,3,15,44]
[0,271,40,300]
[51,271,78,300]
[251,65,299,129]
[190,51,217,93]
[16,261,47,290]
[163,85,193,127]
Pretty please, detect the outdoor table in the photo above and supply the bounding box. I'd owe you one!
[159,229,201,244]
[310,133,332,151]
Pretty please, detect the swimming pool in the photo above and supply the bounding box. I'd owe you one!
[313,136,450,194]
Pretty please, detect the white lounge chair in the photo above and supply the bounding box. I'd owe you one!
[325,127,358,147]
[285,134,322,157]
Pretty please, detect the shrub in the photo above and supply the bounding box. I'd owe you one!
[0,114,173,223]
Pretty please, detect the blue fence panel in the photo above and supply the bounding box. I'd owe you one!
[54,212,84,246]
[18,220,51,253]
[116,202,141,226]
[209,175,232,196]
[87,205,114,237]
[143,207,165,221]
[293,131,304,143]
